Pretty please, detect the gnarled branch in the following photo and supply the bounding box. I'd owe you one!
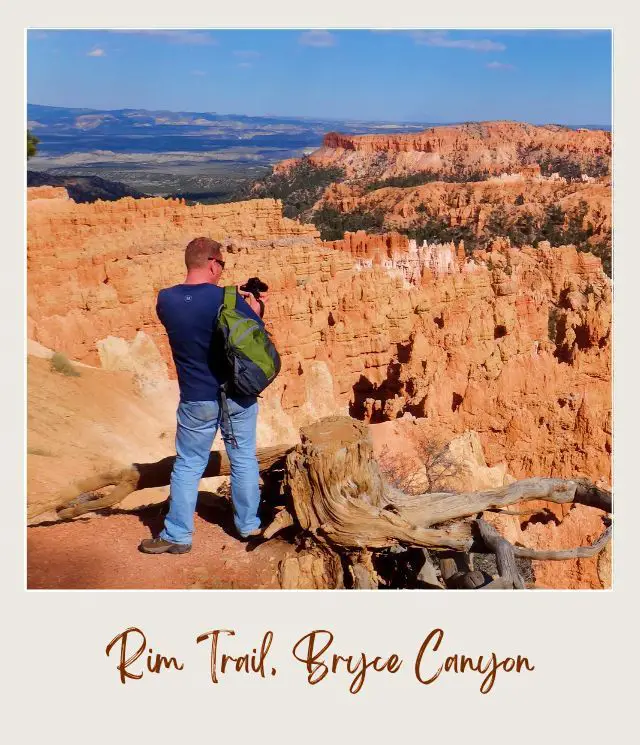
[513,525,612,561]
[45,444,294,521]
[475,518,525,589]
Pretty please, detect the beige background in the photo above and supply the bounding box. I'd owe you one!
[5,3,638,741]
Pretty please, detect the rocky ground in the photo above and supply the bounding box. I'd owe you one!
[27,502,293,590]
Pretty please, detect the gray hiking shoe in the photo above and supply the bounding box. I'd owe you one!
[238,528,263,542]
[138,537,192,554]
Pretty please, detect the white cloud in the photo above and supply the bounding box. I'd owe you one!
[237,62,253,69]
[191,70,206,76]
[111,30,216,45]
[486,61,516,70]
[87,48,106,57]
[298,30,337,48]
[233,50,261,59]
[411,31,505,52]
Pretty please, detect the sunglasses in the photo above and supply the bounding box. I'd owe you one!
[209,256,225,270]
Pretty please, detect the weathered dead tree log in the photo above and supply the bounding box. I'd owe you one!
[384,477,611,527]
[271,416,610,545]
[269,415,612,590]
[512,525,612,561]
[281,417,472,552]
[262,507,294,539]
[45,444,293,521]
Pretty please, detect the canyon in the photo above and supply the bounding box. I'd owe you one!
[27,121,612,589]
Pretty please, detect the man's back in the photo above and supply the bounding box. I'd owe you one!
[157,283,262,402]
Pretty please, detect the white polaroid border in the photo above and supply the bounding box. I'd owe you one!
[4,2,638,742]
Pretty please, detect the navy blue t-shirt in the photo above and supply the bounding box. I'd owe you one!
[156,283,263,402]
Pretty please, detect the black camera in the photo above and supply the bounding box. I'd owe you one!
[239,277,269,300]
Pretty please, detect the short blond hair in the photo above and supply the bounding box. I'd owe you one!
[185,237,223,269]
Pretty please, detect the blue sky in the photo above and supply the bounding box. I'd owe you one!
[27,29,612,125]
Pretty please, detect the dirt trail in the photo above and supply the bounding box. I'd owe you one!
[27,499,294,590]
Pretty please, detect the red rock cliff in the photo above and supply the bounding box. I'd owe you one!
[312,122,610,178]
[323,121,609,154]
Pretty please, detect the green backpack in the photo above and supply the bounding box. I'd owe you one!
[216,285,281,398]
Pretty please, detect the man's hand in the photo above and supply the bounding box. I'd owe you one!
[237,285,264,317]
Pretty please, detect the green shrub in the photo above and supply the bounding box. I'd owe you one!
[363,167,491,193]
[507,211,538,246]
[406,200,611,274]
[27,130,39,159]
[50,352,80,377]
[312,205,386,241]
[534,202,611,276]
[238,158,346,220]
[535,155,610,181]
[578,233,612,276]
[408,218,478,254]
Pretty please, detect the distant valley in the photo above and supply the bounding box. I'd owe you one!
[28,103,610,202]
[27,103,434,199]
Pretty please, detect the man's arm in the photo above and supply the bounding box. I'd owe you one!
[235,291,264,324]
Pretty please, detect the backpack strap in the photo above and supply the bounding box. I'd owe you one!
[219,286,240,449]
[223,285,237,310]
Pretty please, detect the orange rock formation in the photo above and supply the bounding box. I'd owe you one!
[28,189,610,480]
[320,177,612,248]
[285,121,611,180]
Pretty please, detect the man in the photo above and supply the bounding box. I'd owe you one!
[139,237,264,554]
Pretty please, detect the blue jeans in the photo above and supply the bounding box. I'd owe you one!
[159,395,261,544]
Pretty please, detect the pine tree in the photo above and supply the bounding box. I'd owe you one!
[27,130,39,159]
